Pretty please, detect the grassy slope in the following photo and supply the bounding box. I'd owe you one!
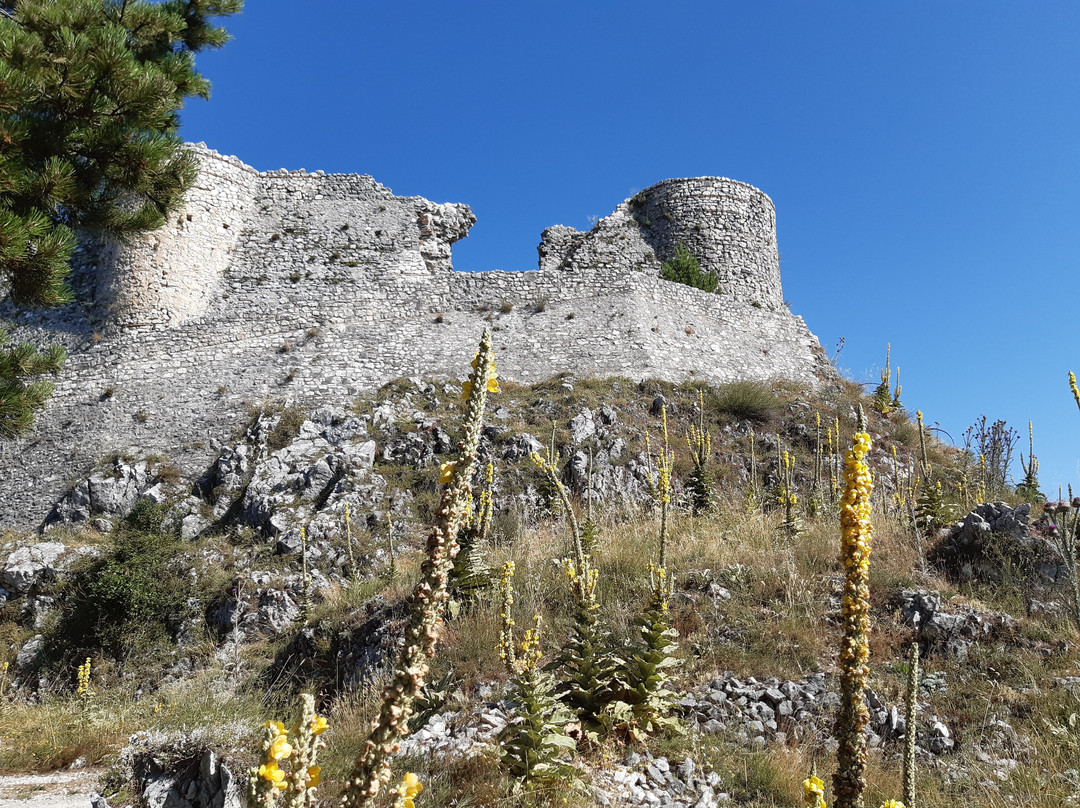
[0,374,1074,808]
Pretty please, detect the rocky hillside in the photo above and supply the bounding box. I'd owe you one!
[1,372,1077,808]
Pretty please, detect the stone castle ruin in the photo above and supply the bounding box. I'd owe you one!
[0,144,831,527]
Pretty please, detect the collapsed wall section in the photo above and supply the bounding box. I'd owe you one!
[537,177,782,308]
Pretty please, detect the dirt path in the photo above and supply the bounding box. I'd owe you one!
[0,770,102,808]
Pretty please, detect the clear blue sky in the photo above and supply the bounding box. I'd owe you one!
[180,1,1080,495]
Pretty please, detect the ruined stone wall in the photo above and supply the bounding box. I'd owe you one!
[0,146,831,528]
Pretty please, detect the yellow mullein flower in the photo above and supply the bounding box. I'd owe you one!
[310,715,328,735]
[802,776,826,808]
[879,801,905,808]
[439,461,455,484]
[259,763,285,785]
[393,772,423,808]
[306,765,321,787]
[835,429,874,808]
[269,735,293,761]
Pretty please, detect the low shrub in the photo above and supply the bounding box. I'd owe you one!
[46,510,189,666]
[660,244,718,293]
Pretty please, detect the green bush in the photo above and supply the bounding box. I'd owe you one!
[660,244,717,293]
[47,509,189,665]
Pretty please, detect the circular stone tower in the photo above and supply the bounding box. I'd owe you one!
[632,177,781,307]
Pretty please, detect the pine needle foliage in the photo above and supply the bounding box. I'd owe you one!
[0,0,241,435]
[0,330,64,437]
[0,0,243,306]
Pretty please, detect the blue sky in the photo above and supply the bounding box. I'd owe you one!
[180,1,1080,493]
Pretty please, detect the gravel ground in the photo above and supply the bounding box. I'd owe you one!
[0,770,101,808]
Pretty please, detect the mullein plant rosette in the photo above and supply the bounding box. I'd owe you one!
[833,428,874,808]
[549,548,621,744]
[497,561,579,789]
[526,453,619,742]
[341,330,499,808]
[449,462,495,604]
[610,565,682,741]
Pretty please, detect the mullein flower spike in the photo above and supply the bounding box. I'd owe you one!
[342,330,498,808]
[76,657,91,698]
[497,560,518,672]
[248,695,328,808]
[902,642,919,808]
[529,451,584,569]
[834,431,874,808]
[1070,371,1080,412]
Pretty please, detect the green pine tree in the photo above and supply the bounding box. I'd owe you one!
[0,331,64,438]
[0,0,242,435]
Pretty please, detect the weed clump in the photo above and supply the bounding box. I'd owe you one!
[267,406,307,452]
[711,380,782,423]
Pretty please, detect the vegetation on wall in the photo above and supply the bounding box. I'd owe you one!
[660,243,718,293]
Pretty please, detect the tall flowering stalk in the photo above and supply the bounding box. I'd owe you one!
[871,344,895,415]
[747,428,761,512]
[300,526,311,622]
[341,330,498,808]
[497,561,517,673]
[1046,492,1080,630]
[530,452,583,569]
[76,657,92,706]
[902,642,919,808]
[343,504,358,583]
[649,406,674,570]
[833,428,874,808]
[1017,421,1042,502]
[779,449,799,539]
[686,390,713,514]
